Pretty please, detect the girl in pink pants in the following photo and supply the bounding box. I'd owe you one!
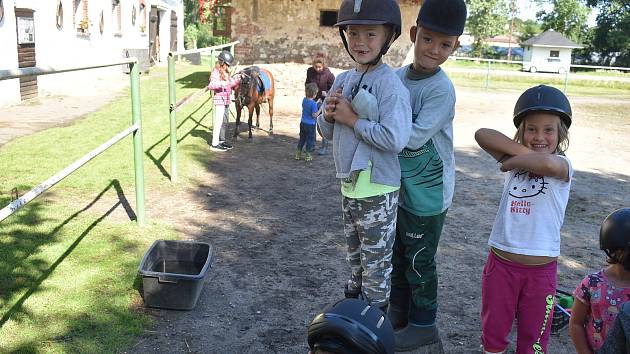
[474,85,574,354]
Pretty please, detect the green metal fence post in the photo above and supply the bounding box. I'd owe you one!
[485,60,490,89]
[168,54,178,182]
[130,62,146,226]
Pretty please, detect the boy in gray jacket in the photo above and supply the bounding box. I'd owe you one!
[318,0,411,312]
[387,0,467,351]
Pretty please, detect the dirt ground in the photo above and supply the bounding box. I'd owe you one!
[4,63,630,353]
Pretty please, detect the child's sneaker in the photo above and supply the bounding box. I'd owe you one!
[211,144,228,152]
[294,150,302,160]
[304,152,313,162]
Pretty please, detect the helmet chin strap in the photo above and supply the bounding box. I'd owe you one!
[346,29,395,98]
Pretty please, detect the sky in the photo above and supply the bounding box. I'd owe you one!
[516,0,599,27]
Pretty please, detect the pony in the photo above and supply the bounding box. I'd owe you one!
[233,66,275,141]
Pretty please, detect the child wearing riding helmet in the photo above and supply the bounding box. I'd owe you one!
[475,85,574,354]
[207,50,240,152]
[317,0,412,312]
[570,208,630,353]
[388,0,467,350]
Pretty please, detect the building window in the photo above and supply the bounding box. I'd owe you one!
[320,10,337,27]
[550,50,560,57]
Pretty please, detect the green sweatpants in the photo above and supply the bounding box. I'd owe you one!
[391,207,447,311]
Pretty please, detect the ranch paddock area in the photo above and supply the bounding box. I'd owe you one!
[2,63,629,354]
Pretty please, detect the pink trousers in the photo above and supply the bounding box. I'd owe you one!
[481,251,557,354]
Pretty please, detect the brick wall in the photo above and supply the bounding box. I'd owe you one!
[231,0,422,68]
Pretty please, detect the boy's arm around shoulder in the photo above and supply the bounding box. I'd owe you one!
[407,86,456,149]
[475,128,570,181]
[353,88,412,153]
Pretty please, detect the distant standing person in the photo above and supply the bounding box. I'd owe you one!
[295,83,320,162]
[207,50,240,152]
[305,57,335,155]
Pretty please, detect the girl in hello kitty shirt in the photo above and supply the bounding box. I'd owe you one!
[474,85,573,354]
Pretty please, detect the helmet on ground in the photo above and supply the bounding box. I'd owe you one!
[417,0,467,36]
[217,51,234,66]
[513,85,572,128]
[307,298,394,354]
[335,0,402,63]
[600,208,630,268]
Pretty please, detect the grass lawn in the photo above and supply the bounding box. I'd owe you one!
[0,63,214,353]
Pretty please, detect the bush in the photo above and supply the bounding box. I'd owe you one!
[196,23,227,49]
[184,24,199,50]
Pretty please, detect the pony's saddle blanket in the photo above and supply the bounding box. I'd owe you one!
[248,66,271,98]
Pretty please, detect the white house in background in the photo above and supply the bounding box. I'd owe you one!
[522,29,583,74]
[0,0,184,107]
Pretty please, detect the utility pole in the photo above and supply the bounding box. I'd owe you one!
[507,0,516,61]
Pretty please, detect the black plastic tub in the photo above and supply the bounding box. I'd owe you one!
[139,239,213,310]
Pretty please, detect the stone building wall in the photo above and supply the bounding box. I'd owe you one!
[230,0,422,68]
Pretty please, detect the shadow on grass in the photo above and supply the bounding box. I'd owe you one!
[175,72,209,89]
[0,179,135,330]
[144,97,213,180]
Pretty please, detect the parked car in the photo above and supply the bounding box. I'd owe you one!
[522,57,568,74]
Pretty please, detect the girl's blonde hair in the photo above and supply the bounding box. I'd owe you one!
[513,114,570,155]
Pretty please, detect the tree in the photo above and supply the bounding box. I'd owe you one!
[535,0,590,43]
[517,19,542,43]
[466,0,510,56]
[586,0,630,66]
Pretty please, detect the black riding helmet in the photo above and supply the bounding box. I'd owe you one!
[513,85,572,128]
[417,0,467,36]
[335,0,402,65]
[600,208,630,270]
[307,298,394,354]
[217,50,234,66]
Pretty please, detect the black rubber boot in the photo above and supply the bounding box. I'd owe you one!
[394,323,440,351]
[394,305,439,351]
[387,305,408,330]
[387,286,409,330]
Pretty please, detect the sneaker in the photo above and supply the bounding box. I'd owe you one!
[294,150,301,160]
[220,142,233,150]
[210,144,228,152]
[304,152,313,162]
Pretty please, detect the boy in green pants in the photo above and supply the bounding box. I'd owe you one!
[387,0,467,351]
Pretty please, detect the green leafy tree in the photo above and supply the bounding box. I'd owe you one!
[466,0,510,56]
[586,0,630,66]
[517,19,542,43]
[535,0,590,43]
[183,0,199,28]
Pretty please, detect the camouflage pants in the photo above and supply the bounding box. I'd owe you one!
[342,191,399,307]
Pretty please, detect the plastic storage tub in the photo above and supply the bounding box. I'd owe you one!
[139,239,213,310]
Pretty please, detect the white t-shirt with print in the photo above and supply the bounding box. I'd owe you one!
[488,155,573,257]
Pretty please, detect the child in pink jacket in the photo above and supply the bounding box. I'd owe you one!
[207,50,240,151]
